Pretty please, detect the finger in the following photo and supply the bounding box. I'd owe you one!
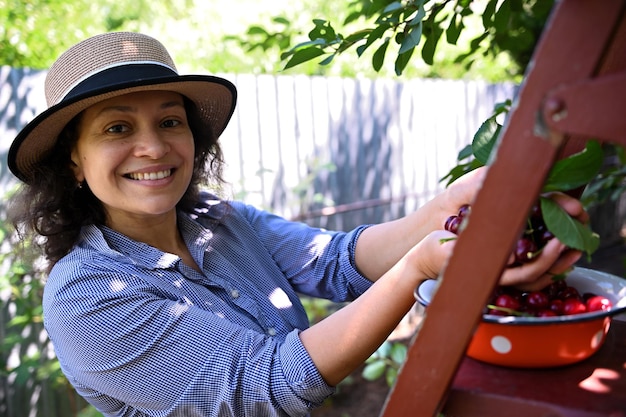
[444,167,487,210]
[407,230,457,279]
[424,230,457,277]
[514,254,580,292]
[506,252,515,266]
[499,238,566,286]
[543,248,582,276]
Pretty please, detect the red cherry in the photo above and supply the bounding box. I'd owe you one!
[585,295,613,312]
[457,204,471,218]
[536,309,558,317]
[525,291,550,310]
[444,215,454,230]
[514,237,538,264]
[562,298,588,315]
[529,202,542,220]
[534,224,555,246]
[487,308,509,316]
[544,279,567,298]
[558,286,581,300]
[549,299,564,315]
[445,215,463,234]
[494,294,521,311]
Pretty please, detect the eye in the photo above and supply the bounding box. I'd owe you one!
[161,119,182,128]
[106,124,129,134]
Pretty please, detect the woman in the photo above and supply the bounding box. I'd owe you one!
[7,32,584,416]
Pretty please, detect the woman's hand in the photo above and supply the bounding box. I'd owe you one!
[438,168,588,291]
[437,166,487,226]
[403,230,458,280]
[499,192,587,291]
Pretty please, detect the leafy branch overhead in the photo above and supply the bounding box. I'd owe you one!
[440,101,604,257]
[280,0,553,76]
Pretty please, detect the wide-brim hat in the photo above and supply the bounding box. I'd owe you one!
[8,31,237,184]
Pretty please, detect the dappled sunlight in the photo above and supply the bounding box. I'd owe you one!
[109,278,128,293]
[269,287,293,309]
[311,233,332,251]
[168,302,190,317]
[578,368,621,394]
[121,40,140,57]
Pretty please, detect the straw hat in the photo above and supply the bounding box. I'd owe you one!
[8,32,237,183]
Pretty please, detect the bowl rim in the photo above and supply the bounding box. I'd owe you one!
[414,266,626,325]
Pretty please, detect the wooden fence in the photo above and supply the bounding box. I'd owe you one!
[0,65,516,416]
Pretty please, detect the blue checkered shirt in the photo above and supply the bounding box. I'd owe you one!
[43,194,373,416]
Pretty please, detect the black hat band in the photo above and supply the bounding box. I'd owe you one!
[62,63,179,103]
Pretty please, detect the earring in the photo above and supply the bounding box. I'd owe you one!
[77,181,83,189]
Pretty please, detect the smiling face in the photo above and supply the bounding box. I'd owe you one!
[71,90,195,231]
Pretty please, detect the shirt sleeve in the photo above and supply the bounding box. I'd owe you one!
[44,260,335,417]
[226,201,375,302]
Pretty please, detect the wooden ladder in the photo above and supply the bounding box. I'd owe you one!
[380,0,626,415]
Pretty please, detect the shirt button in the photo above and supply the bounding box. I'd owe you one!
[230,289,240,299]
[267,328,277,336]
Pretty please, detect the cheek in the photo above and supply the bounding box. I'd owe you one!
[181,137,197,164]
[79,148,122,179]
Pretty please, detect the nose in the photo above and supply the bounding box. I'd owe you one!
[133,128,170,159]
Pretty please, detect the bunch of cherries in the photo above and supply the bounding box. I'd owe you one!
[444,202,554,265]
[444,203,613,317]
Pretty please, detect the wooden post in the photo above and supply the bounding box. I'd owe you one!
[380,1,626,415]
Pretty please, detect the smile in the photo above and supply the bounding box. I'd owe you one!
[126,169,172,181]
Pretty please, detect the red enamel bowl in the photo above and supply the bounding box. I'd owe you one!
[414,267,626,368]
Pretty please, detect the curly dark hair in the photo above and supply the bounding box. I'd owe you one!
[8,97,227,272]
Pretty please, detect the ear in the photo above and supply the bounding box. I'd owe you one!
[70,149,85,183]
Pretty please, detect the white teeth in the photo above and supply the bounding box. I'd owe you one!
[128,169,171,180]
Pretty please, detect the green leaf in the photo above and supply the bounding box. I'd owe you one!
[422,24,443,65]
[390,342,407,364]
[283,47,326,70]
[446,14,464,44]
[385,367,399,387]
[469,31,489,49]
[540,197,600,256]
[394,44,415,75]
[482,0,498,28]
[319,53,336,66]
[471,117,501,165]
[372,38,390,71]
[8,315,32,327]
[492,99,512,116]
[362,360,387,381]
[356,25,389,56]
[308,19,339,43]
[457,144,474,160]
[410,4,427,26]
[399,22,422,54]
[493,0,512,33]
[382,1,404,15]
[273,16,290,25]
[247,26,269,36]
[345,29,374,46]
[542,141,604,192]
[439,159,483,186]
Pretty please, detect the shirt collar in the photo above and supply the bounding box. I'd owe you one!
[80,223,182,270]
[78,194,227,270]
